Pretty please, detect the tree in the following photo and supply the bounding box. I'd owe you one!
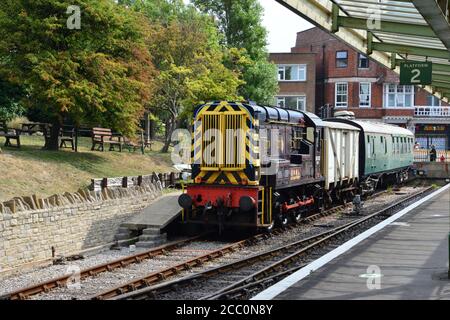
[147,17,243,152]
[0,78,24,121]
[192,0,278,104]
[124,0,243,152]
[0,0,155,150]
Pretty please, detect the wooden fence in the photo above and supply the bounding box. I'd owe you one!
[90,172,184,191]
[414,150,450,162]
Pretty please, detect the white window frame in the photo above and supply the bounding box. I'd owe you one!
[296,96,306,111]
[426,94,441,107]
[335,82,348,108]
[277,64,307,81]
[358,53,369,69]
[359,82,371,108]
[276,95,307,111]
[383,84,414,108]
[276,97,285,108]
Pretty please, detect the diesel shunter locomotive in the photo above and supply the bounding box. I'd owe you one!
[178,101,414,232]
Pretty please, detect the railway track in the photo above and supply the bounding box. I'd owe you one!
[1,184,423,300]
[111,186,432,301]
[1,202,348,300]
[90,204,350,300]
[0,234,208,300]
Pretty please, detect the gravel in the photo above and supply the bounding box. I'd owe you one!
[0,185,427,300]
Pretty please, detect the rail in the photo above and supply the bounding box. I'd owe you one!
[112,187,432,300]
[0,234,206,300]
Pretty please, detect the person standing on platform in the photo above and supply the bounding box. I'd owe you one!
[429,145,437,162]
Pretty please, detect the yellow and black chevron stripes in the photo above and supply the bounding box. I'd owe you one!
[192,101,260,186]
[195,170,258,185]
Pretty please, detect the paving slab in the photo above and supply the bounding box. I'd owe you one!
[271,187,450,300]
[122,192,182,230]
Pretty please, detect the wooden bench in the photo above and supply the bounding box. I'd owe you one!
[0,120,21,148]
[123,131,155,153]
[60,126,75,150]
[91,127,123,152]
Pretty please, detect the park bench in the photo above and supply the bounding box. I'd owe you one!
[59,125,75,150]
[91,127,123,152]
[123,130,154,153]
[0,120,21,148]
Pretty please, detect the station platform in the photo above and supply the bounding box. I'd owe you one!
[254,185,450,300]
[122,192,182,231]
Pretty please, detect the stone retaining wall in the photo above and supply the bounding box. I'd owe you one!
[0,183,163,271]
[414,162,450,179]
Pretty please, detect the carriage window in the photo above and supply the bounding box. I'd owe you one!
[372,137,375,155]
[384,137,387,154]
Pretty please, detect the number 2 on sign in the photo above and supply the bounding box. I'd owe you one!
[411,69,421,83]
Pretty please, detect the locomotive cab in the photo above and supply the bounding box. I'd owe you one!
[178,101,325,233]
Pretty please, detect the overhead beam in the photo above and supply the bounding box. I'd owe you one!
[372,42,450,60]
[276,0,447,103]
[394,59,450,73]
[412,0,450,52]
[432,74,450,83]
[433,82,450,90]
[334,15,437,38]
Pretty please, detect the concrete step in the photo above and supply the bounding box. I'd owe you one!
[117,226,132,234]
[138,234,167,242]
[135,239,166,248]
[142,228,161,236]
[115,233,133,241]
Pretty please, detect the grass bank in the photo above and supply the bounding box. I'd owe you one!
[0,135,174,202]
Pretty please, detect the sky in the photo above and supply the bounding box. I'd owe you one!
[259,0,313,52]
[184,0,313,53]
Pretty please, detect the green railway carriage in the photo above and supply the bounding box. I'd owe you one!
[328,118,414,189]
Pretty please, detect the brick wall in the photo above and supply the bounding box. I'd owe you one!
[293,27,449,114]
[0,184,163,270]
[269,52,316,112]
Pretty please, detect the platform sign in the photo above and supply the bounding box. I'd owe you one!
[400,62,432,85]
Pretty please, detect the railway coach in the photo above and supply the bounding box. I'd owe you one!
[328,112,414,193]
[178,101,373,233]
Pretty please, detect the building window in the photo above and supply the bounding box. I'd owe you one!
[426,95,441,107]
[384,84,414,108]
[276,96,307,111]
[276,97,285,108]
[358,53,369,69]
[336,51,348,68]
[335,82,348,108]
[277,65,307,81]
[359,83,371,108]
[297,96,306,111]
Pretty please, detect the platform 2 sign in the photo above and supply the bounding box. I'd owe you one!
[400,62,432,85]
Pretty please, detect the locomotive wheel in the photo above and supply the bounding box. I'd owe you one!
[292,211,302,223]
[278,214,288,228]
[264,221,275,233]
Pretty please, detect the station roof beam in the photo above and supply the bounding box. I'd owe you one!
[276,0,450,102]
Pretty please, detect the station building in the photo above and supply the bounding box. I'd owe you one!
[268,52,316,113]
[270,27,450,150]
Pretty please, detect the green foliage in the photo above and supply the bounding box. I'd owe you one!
[192,0,278,104]
[0,0,155,138]
[126,0,242,151]
[241,59,278,105]
[193,0,266,60]
[0,78,25,121]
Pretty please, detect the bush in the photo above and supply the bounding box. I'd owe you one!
[0,104,25,122]
[8,116,29,130]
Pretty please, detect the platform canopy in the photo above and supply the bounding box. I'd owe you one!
[276,0,450,103]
